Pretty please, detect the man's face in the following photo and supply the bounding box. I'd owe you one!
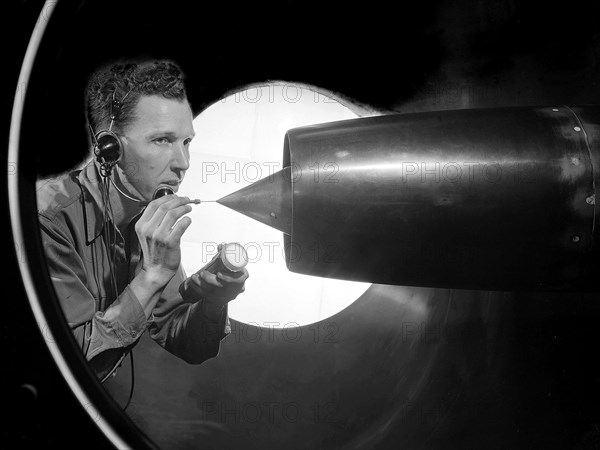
[117,95,195,201]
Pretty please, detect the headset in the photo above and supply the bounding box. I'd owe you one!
[87,89,174,403]
[87,89,139,409]
[89,90,130,178]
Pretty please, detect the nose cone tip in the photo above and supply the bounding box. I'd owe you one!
[216,167,292,235]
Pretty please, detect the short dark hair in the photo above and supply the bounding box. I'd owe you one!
[86,59,188,135]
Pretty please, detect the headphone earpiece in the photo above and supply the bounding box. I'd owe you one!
[90,90,131,177]
[94,130,122,165]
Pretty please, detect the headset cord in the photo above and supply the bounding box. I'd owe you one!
[102,181,119,300]
[123,350,135,411]
[110,176,144,203]
[104,172,137,411]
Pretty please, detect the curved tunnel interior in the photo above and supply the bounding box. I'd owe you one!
[13,0,600,449]
[106,286,516,450]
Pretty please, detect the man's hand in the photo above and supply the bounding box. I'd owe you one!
[194,265,249,318]
[179,243,249,317]
[135,194,193,289]
[191,266,249,303]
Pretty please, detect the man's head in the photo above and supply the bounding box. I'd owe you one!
[86,59,195,200]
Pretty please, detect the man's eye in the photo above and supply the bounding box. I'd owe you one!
[154,137,170,145]
[184,138,193,146]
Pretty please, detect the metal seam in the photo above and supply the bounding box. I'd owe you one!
[564,105,596,242]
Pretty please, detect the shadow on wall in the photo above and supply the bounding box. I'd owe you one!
[105,285,518,450]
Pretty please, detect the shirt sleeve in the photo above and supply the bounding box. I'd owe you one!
[147,265,231,364]
[38,214,150,362]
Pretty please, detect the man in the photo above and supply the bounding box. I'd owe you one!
[36,59,248,381]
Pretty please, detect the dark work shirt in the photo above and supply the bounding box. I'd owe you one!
[36,160,230,380]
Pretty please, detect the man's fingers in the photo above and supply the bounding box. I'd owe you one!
[156,204,193,234]
[140,193,179,217]
[216,273,248,284]
[137,195,191,234]
[169,215,192,241]
[143,195,190,220]
[216,267,249,284]
[195,270,223,287]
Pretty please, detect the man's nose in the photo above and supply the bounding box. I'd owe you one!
[171,142,190,172]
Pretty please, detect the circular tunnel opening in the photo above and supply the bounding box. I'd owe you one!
[178,82,373,327]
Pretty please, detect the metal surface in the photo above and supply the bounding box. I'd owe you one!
[218,166,292,234]
[219,106,600,291]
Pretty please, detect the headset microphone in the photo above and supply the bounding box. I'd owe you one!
[154,187,174,199]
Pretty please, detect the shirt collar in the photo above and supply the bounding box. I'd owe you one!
[79,160,143,245]
[78,160,108,244]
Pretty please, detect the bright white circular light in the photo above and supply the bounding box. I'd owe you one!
[179,82,371,327]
